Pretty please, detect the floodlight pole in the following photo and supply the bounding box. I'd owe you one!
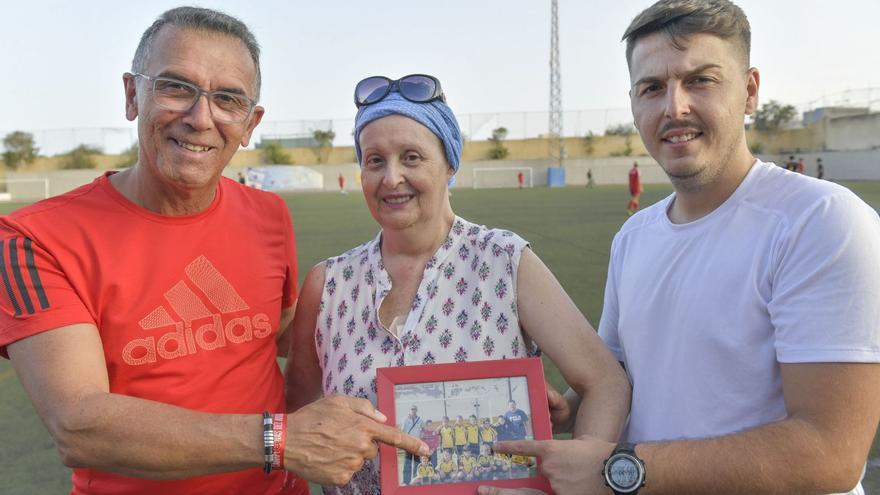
[549,0,563,169]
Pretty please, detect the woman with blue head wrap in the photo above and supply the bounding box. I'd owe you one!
[286,75,631,494]
[354,91,462,185]
[353,90,461,233]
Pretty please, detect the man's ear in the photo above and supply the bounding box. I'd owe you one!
[240,105,265,147]
[744,67,760,115]
[123,73,139,122]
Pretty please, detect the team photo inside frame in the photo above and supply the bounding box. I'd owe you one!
[376,357,553,494]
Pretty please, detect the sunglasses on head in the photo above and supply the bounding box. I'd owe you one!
[354,74,445,108]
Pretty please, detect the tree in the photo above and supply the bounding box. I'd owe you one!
[61,144,102,169]
[2,131,39,169]
[753,100,797,132]
[583,131,596,155]
[116,142,139,168]
[609,135,634,157]
[262,141,292,164]
[606,123,635,156]
[313,129,335,148]
[604,123,637,136]
[488,127,509,160]
[312,129,336,164]
[749,141,765,154]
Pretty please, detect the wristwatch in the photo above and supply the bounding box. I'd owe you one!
[603,442,646,494]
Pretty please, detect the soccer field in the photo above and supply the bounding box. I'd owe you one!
[2,181,880,494]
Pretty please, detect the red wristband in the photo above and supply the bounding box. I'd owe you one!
[272,413,286,471]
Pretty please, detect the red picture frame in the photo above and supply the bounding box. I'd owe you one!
[376,357,553,495]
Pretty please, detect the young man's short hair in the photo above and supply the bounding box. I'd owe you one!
[622,0,751,68]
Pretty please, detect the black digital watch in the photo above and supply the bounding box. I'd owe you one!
[603,442,646,494]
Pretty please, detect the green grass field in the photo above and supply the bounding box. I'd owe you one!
[2,181,880,494]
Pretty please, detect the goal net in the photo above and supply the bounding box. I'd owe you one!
[472,167,533,189]
[0,178,51,202]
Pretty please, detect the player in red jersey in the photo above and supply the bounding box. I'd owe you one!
[627,161,643,215]
[338,172,348,194]
[0,7,426,495]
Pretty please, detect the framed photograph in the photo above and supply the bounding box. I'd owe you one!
[376,357,553,494]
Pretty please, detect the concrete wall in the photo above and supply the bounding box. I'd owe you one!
[760,150,880,181]
[3,156,663,199]
[294,163,362,192]
[228,147,357,167]
[280,151,879,191]
[7,150,879,202]
[824,113,880,151]
[745,126,821,154]
[453,156,667,188]
[7,110,877,180]
[10,134,649,174]
[462,135,648,161]
[254,156,666,193]
[23,153,129,172]
[225,135,649,167]
[8,169,107,200]
[244,157,665,191]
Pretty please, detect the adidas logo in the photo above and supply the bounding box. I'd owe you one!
[122,255,272,366]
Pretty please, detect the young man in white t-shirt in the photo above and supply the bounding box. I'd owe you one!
[485,1,880,494]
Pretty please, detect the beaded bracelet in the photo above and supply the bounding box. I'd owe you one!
[262,412,274,474]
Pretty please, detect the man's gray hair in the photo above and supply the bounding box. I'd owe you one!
[131,6,262,101]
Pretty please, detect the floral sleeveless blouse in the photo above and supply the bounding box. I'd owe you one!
[315,216,539,494]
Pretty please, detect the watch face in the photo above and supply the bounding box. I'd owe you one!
[607,454,642,490]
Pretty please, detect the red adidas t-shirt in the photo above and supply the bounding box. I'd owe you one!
[0,173,306,494]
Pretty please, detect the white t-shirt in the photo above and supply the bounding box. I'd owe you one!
[599,160,880,494]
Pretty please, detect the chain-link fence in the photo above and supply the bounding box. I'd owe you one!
[3,87,877,155]
[254,108,636,148]
[799,87,880,114]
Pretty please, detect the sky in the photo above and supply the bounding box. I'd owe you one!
[1,0,878,152]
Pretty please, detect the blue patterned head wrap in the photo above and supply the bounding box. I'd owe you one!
[354,92,463,185]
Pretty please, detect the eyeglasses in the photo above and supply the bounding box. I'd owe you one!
[133,73,257,124]
[354,74,445,108]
